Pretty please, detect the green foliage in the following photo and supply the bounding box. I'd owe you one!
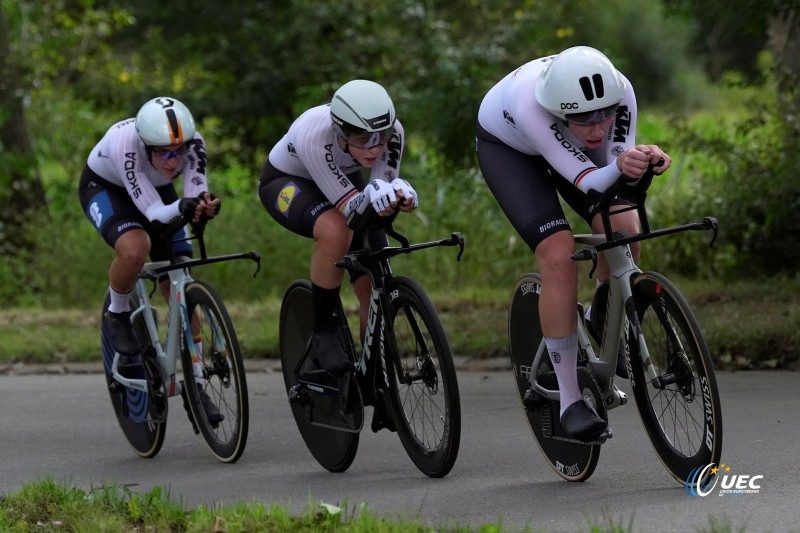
[2,0,796,302]
[653,68,800,276]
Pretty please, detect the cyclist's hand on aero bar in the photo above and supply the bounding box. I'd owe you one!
[198,192,222,218]
[617,144,672,180]
[390,178,418,212]
[179,196,203,223]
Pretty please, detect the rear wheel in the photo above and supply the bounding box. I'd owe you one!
[386,276,461,478]
[180,280,249,463]
[508,273,601,482]
[101,291,165,458]
[279,280,359,473]
[629,272,722,484]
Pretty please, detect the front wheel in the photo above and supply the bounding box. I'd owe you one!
[385,276,461,478]
[629,272,723,484]
[180,280,249,463]
[101,292,165,458]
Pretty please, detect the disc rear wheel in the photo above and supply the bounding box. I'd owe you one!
[101,291,165,458]
[279,280,360,473]
[508,273,601,482]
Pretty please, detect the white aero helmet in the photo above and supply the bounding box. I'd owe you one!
[534,46,626,123]
[330,80,396,147]
[135,97,196,146]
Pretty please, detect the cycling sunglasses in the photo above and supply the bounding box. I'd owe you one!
[150,143,190,160]
[565,104,619,125]
[346,127,394,149]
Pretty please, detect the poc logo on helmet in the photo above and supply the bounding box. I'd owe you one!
[561,102,580,110]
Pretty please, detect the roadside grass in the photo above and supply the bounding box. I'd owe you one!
[1,276,798,371]
[0,478,742,533]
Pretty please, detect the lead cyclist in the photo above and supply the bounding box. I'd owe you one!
[475,46,672,442]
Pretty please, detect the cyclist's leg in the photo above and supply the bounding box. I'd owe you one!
[477,128,605,441]
[259,164,352,374]
[79,166,148,362]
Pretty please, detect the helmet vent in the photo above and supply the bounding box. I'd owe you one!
[579,74,605,101]
[165,108,182,143]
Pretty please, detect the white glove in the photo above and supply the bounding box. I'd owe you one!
[343,179,397,218]
[390,178,418,208]
[362,179,397,213]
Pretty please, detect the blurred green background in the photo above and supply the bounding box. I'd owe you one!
[1,0,798,368]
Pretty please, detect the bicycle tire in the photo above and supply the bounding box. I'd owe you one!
[101,292,166,458]
[628,271,723,484]
[180,280,249,463]
[508,273,601,482]
[385,276,461,478]
[279,280,359,473]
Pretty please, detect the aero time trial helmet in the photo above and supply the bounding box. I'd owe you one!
[330,80,396,148]
[135,97,196,146]
[534,46,626,124]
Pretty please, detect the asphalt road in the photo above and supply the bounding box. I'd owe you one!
[1,367,797,532]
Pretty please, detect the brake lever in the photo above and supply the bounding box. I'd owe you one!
[702,217,719,247]
[451,232,465,261]
[571,248,599,279]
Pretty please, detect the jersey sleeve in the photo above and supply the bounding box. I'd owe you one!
[181,132,209,198]
[369,120,404,183]
[104,124,177,222]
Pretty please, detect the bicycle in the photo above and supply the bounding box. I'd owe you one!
[279,216,464,478]
[100,215,261,463]
[508,166,723,484]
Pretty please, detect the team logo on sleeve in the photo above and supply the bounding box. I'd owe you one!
[276,182,300,217]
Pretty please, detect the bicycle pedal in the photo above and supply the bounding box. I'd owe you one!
[522,387,546,412]
[596,427,613,444]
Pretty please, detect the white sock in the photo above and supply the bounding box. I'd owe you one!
[108,286,131,314]
[545,334,581,416]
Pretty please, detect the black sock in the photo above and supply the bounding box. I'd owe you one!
[312,283,341,331]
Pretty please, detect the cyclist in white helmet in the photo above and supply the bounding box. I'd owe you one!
[476,46,672,442]
[259,79,417,383]
[79,96,222,423]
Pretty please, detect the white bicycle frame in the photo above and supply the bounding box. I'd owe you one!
[109,262,200,398]
[527,232,637,412]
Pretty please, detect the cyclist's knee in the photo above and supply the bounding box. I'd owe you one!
[535,232,577,272]
[313,211,351,245]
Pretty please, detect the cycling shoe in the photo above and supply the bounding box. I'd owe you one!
[560,400,607,443]
[311,326,353,376]
[103,310,139,357]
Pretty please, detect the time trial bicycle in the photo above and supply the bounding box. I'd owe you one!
[279,216,464,478]
[101,215,260,462]
[508,166,723,483]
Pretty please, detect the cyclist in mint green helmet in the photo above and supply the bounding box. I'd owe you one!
[258,80,417,377]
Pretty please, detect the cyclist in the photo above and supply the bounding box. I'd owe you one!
[79,96,223,425]
[258,79,417,379]
[476,46,671,442]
